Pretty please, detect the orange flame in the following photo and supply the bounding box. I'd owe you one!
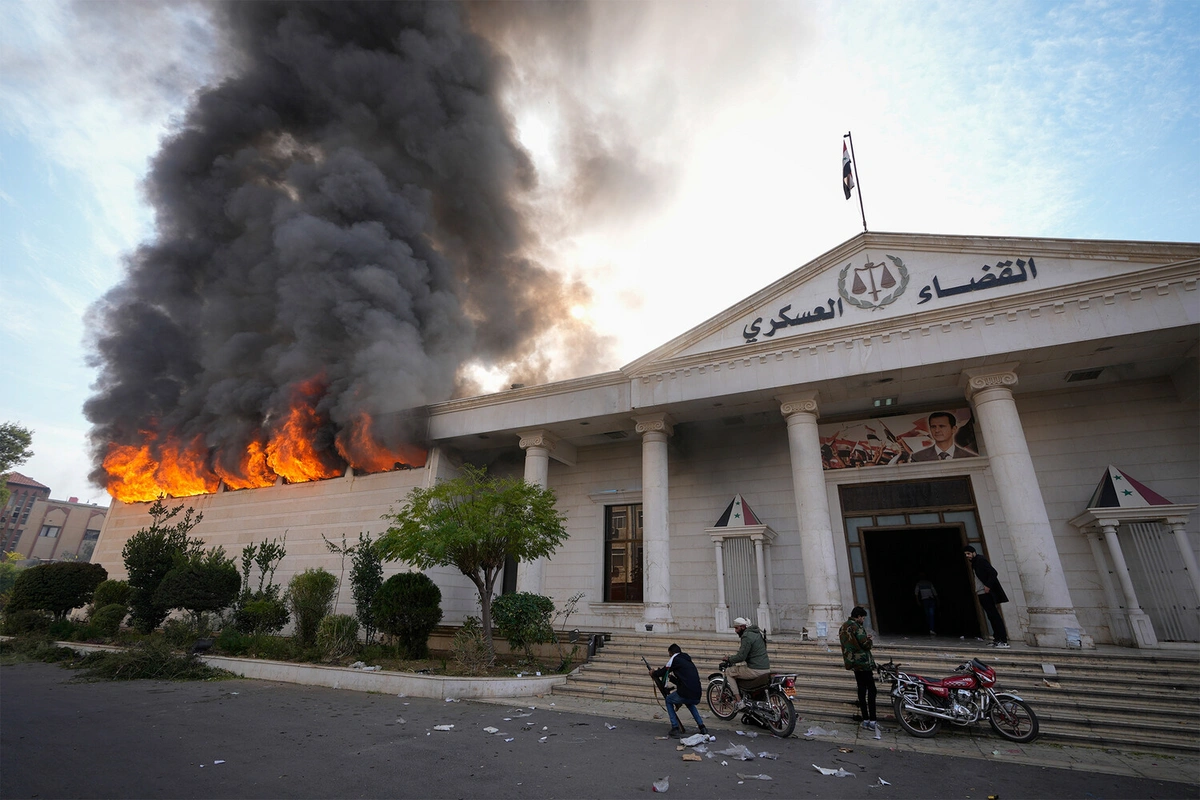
[336,413,428,474]
[103,435,218,504]
[213,440,276,490]
[264,393,343,484]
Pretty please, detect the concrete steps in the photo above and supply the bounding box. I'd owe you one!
[553,632,1200,753]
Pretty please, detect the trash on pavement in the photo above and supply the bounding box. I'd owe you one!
[433,725,454,731]
[652,776,669,792]
[737,773,772,781]
[813,764,856,778]
[680,733,708,746]
[682,753,702,762]
[483,727,499,734]
[606,724,617,730]
[716,743,756,761]
[804,726,838,738]
[756,751,779,760]
[838,747,853,753]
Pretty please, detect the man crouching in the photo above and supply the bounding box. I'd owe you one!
[651,643,708,738]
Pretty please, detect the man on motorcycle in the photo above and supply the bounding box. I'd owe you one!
[722,617,769,710]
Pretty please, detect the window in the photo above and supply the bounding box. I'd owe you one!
[604,504,643,603]
[39,525,60,538]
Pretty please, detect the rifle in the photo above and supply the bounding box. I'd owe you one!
[642,655,671,699]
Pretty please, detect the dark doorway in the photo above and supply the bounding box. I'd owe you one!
[862,527,980,637]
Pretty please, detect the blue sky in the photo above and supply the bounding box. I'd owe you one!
[1,0,1197,506]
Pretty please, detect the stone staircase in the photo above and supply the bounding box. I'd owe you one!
[553,632,1200,754]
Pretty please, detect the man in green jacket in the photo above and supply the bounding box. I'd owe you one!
[723,617,770,710]
[839,606,877,730]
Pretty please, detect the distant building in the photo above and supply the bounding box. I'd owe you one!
[1,473,51,553]
[14,498,108,563]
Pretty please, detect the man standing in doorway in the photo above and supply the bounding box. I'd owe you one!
[723,617,770,710]
[911,411,979,461]
[964,545,1010,648]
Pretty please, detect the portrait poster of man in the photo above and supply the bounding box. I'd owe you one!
[817,409,980,470]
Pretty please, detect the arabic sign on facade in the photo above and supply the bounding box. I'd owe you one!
[743,255,1040,344]
[817,408,980,470]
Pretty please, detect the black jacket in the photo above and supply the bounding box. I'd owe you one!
[653,652,702,704]
[969,553,1010,604]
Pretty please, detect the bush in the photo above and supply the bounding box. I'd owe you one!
[286,569,338,648]
[451,616,492,675]
[349,534,383,644]
[317,614,360,661]
[2,608,52,635]
[90,603,128,638]
[7,562,108,619]
[492,592,555,659]
[373,572,442,659]
[92,580,131,610]
[122,500,204,633]
[72,637,229,681]
[233,594,290,636]
[154,550,241,624]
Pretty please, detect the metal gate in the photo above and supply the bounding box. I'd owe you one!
[722,537,758,624]
[1121,521,1200,642]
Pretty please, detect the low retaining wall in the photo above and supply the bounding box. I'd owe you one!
[49,641,568,699]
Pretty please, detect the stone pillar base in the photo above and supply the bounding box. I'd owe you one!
[1024,608,1096,649]
[803,604,843,642]
[714,606,730,632]
[1127,609,1159,649]
[640,602,677,633]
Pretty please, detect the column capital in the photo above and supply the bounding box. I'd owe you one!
[517,429,558,451]
[962,363,1020,400]
[778,390,820,418]
[634,412,675,437]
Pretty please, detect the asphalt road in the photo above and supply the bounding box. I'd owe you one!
[1,662,1193,800]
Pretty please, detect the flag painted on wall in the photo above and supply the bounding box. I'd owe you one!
[843,141,856,200]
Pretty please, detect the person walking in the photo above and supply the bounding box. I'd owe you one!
[723,617,770,710]
[839,606,878,731]
[964,545,1010,648]
[914,573,938,635]
[650,643,708,738]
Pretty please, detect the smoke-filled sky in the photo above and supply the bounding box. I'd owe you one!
[2,0,1198,505]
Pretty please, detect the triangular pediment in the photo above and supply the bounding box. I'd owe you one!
[623,231,1200,375]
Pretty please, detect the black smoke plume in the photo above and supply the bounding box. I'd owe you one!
[84,1,603,488]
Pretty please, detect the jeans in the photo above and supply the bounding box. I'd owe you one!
[979,592,1008,643]
[921,598,937,632]
[665,691,705,730]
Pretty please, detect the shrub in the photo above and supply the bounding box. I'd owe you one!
[492,592,555,659]
[72,637,229,681]
[451,616,492,675]
[373,572,442,659]
[91,580,131,610]
[7,562,108,619]
[317,614,360,661]
[0,553,26,611]
[154,549,241,625]
[287,569,338,648]
[233,595,289,636]
[350,534,383,644]
[2,608,51,635]
[90,603,128,638]
[122,500,204,633]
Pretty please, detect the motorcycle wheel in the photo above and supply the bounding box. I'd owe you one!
[988,696,1039,743]
[892,695,942,738]
[765,690,797,738]
[706,680,738,720]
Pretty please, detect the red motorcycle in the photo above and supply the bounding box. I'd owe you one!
[878,658,1039,743]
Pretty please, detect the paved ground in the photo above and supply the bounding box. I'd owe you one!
[3,661,1197,799]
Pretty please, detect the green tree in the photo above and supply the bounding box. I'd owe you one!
[0,551,27,611]
[6,561,107,619]
[121,499,203,633]
[0,422,34,510]
[491,592,555,661]
[350,534,384,644]
[372,571,442,658]
[232,537,289,635]
[287,568,338,648]
[153,548,241,626]
[377,465,568,663]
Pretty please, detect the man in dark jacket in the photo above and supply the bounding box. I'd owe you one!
[724,617,770,710]
[964,545,1010,647]
[651,643,708,738]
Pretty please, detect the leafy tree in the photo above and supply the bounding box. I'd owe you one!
[121,500,203,633]
[492,592,555,660]
[91,579,131,610]
[350,534,383,644]
[373,571,442,658]
[7,561,107,619]
[154,548,241,626]
[232,537,289,635]
[0,422,34,510]
[287,568,338,648]
[378,465,568,663]
[0,551,27,611]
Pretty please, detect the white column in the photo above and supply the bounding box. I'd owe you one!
[1098,519,1158,648]
[778,391,843,636]
[635,413,676,632]
[1087,530,1133,645]
[713,537,730,631]
[1166,516,1200,604]
[965,365,1092,648]
[753,535,771,634]
[515,430,555,595]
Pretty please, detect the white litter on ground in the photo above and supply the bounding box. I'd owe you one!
[736,773,772,781]
[433,725,454,731]
[680,733,708,746]
[804,726,838,737]
[483,727,499,734]
[652,776,669,792]
[716,744,756,761]
[813,764,856,778]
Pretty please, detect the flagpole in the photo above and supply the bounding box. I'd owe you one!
[844,131,868,233]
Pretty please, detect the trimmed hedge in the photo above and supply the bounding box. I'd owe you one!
[7,562,107,619]
[373,572,442,658]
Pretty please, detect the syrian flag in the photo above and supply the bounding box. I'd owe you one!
[843,140,856,200]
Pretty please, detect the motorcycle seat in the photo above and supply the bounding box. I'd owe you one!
[737,673,774,693]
